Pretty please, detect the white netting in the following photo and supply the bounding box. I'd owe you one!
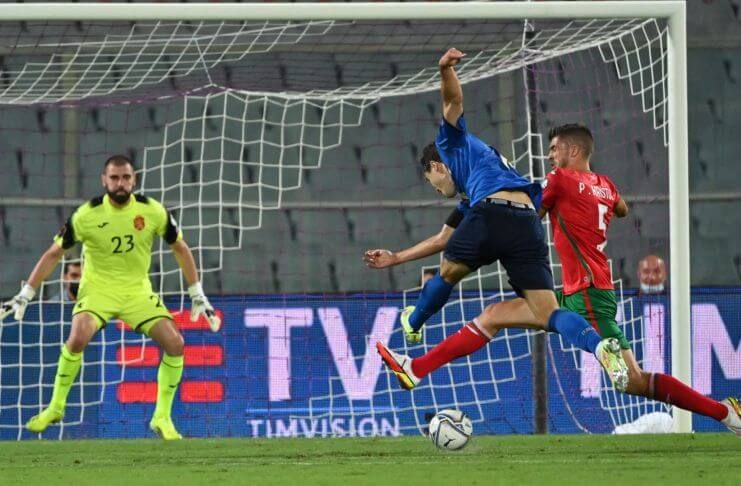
[134,18,669,303]
[0,18,664,106]
[0,14,672,438]
[0,21,340,104]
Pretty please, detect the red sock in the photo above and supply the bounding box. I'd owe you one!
[411,322,489,378]
[651,373,728,421]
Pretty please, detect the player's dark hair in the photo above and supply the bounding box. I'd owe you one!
[420,143,441,172]
[63,261,81,275]
[103,154,135,173]
[548,123,594,158]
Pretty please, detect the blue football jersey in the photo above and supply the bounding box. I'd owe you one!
[435,116,542,207]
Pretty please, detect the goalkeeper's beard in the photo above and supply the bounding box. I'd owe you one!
[107,188,131,205]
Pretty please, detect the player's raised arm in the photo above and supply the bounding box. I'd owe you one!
[439,48,465,126]
[0,239,67,322]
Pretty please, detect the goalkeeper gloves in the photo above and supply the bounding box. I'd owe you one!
[0,283,36,322]
[188,282,221,332]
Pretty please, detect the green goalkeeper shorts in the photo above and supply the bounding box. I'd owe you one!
[72,286,173,336]
[556,287,630,350]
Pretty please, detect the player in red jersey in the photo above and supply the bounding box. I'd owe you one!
[375,124,741,434]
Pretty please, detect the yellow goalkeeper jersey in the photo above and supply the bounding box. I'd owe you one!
[54,194,182,293]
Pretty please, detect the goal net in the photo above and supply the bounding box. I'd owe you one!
[0,4,686,439]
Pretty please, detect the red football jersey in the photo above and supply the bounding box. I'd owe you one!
[541,167,621,295]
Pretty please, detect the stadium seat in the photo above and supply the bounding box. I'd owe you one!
[291,209,351,246]
[693,202,741,240]
[689,52,723,124]
[624,204,669,240]
[345,208,409,248]
[402,206,451,242]
[690,0,740,39]
[300,143,365,199]
[333,242,393,292]
[221,244,276,294]
[691,236,737,286]
[361,144,424,195]
[270,242,335,293]
[239,209,293,250]
[372,100,403,127]
[0,207,63,296]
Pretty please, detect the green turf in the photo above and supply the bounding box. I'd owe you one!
[0,434,738,485]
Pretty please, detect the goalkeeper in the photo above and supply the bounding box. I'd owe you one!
[0,155,220,440]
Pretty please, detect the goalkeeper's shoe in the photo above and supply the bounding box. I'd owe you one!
[25,407,64,433]
[721,397,741,436]
[595,338,629,392]
[376,342,420,391]
[149,415,183,440]
[400,306,422,344]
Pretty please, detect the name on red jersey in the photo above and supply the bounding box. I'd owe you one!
[578,181,615,201]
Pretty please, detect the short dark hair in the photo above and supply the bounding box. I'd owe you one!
[63,261,81,275]
[420,143,441,172]
[103,154,135,173]
[548,124,594,157]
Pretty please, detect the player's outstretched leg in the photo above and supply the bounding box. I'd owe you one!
[376,342,420,390]
[403,261,469,343]
[617,347,735,429]
[721,397,741,436]
[380,319,492,390]
[26,345,81,433]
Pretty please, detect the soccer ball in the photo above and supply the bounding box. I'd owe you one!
[428,409,473,451]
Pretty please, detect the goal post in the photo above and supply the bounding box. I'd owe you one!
[0,2,688,22]
[665,3,691,435]
[0,1,690,435]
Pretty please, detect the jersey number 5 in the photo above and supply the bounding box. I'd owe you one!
[111,234,135,254]
[597,203,608,252]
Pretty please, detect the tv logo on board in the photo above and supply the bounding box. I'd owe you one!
[244,303,740,404]
[244,307,398,401]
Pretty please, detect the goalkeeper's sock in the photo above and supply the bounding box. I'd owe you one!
[409,275,454,331]
[546,309,602,354]
[153,353,184,419]
[651,373,728,421]
[411,321,490,378]
[49,345,83,412]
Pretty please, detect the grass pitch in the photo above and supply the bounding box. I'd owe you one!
[0,433,738,485]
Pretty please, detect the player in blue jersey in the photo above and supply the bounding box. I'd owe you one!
[366,48,628,390]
